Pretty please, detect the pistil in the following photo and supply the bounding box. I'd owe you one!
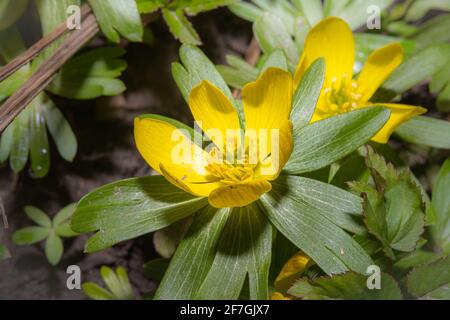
[319,74,363,118]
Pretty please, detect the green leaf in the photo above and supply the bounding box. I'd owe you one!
[35,0,78,35]
[177,44,236,104]
[288,272,402,300]
[330,155,369,190]
[83,266,135,300]
[0,244,11,260]
[1,93,74,177]
[406,256,450,298]
[55,223,79,238]
[101,266,134,299]
[259,50,288,74]
[115,267,135,299]
[228,2,263,22]
[216,65,254,89]
[48,48,127,99]
[281,175,365,234]
[0,25,26,62]
[290,58,324,130]
[0,28,76,174]
[430,159,450,252]
[0,0,28,31]
[171,62,191,100]
[144,258,170,281]
[29,101,50,178]
[395,116,450,149]
[251,0,298,35]
[155,206,231,299]
[353,234,381,257]
[0,66,29,101]
[292,0,323,26]
[174,45,243,127]
[153,218,191,258]
[374,44,450,101]
[41,95,77,161]
[9,107,31,173]
[53,203,79,237]
[226,55,259,76]
[0,123,14,163]
[430,60,450,93]
[269,232,298,284]
[394,249,442,271]
[353,147,426,257]
[411,14,450,49]
[88,0,143,43]
[34,0,79,66]
[24,206,51,228]
[328,0,394,30]
[45,232,64,265]
[430,63,450,112]
[427,285,450,299]
[82,283,115,300]
[284,107,390,174]
[259,175,373,275]
[405,0,450,21]
[172,0,237,15]
[136,0,166,13]
[71,176,208,253]
[380,183,425,253]
[386,21,418,38]
[196,205,272,300]
[436,83,450,113]
[217,55,259,89]
[162,9,201,45]
[253,12,299,68]
[13,226,49,245]
[53,203,77,226]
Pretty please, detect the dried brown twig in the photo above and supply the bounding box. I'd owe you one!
[0,4,92,83]
[0,4,98,132]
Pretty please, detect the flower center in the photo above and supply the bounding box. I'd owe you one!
[205,162,254,185]
[319,74,363,117]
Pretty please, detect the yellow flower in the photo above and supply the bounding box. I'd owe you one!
[271,292,292,300]
[275,252,311,289]
[271,251,312,300]
[294,17,426,143]
[134,68,293,208]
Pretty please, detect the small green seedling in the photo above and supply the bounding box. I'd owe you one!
[0,244,10,260]
[12,204,78,265]
[82,266,137,300]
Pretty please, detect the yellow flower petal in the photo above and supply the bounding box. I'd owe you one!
[208,179,272,208]
[160,163,221,197]
[242,67,293,131]
[368,103,427,143]
[294,17,354,87]
[271,292,292,300]
[254,120,293,181]
[275,251,312,292]
[134,116,208,181]
[188,80,240,151]
[357,43,403,102]
[242,68,293,177]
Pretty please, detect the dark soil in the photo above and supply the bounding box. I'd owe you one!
[0,8,252,300]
